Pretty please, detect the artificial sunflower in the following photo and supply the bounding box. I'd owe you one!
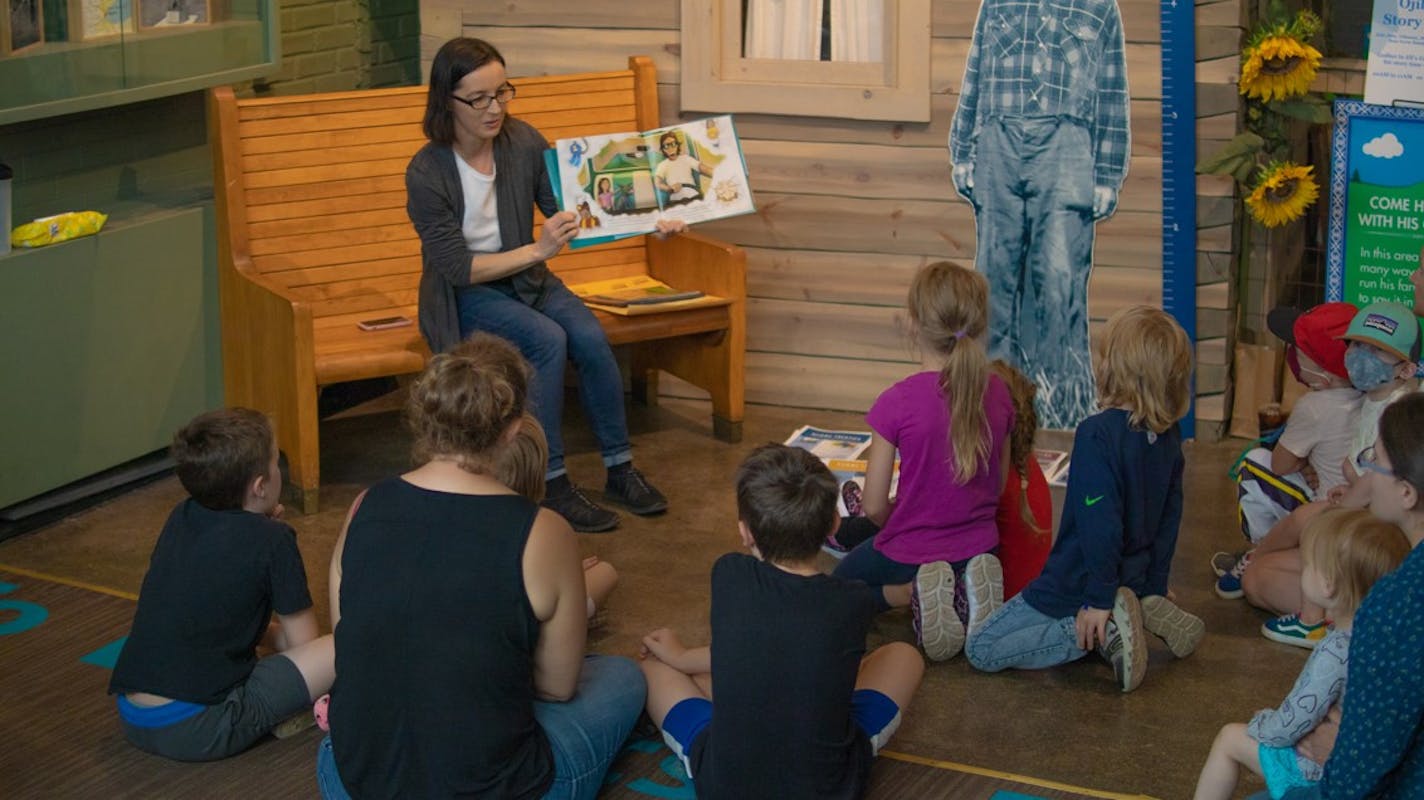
[1238,11,1324,102]
[1245,162,1319,228]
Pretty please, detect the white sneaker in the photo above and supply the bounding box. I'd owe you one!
[1101,588,1148,692]
[964,553,1004,635]
[1141,594,1205,658]
[913,561,963,662]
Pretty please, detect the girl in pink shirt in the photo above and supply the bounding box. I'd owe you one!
[833,261,1014,661]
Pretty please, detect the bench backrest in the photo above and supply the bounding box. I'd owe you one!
[209,57,662,324]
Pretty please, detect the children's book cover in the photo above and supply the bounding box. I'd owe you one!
[547,115,755,248]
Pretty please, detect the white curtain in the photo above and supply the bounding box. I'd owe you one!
[830,0,883,62]
[744,0,822,60]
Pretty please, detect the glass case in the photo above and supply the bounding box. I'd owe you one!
[0,0,277,125]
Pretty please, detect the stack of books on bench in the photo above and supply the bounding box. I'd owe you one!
[570,275,731,316]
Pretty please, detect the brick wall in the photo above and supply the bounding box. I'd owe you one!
[254,0,421,96]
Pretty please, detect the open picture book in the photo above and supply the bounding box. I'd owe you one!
[545,115,756,249]
[784,426,900,517]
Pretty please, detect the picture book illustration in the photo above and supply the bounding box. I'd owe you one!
[784,426,900,517]
[548,115,755,248]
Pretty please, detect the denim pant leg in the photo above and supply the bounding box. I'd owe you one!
[537,280,633,469]
[833,538,920,612]
[964,594,1087,672]
[457,284,578,478]
[534,655,647,800]
[1020,119,1097,431]
[974,119,1030,367]
[315,735,353,800]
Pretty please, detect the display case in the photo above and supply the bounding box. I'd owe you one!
[0,0,276,125]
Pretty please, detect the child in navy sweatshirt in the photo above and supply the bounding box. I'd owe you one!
[962,305,1205,692]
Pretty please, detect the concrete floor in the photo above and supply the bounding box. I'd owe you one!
[0,395,1311,799]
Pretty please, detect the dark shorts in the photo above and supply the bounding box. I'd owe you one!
[660,689,901,776]
[117,654,311,762]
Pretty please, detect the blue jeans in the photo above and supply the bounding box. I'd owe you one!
[974,116,1097,430]
[965,594,1087,672]
[457,279,632,479]
[316,655,647,800]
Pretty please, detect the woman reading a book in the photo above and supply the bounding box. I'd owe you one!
[405,37,680,533]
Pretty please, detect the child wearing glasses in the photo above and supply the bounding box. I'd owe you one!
[1193,507,1409,800]
[1241,301,1422,648]
[1216,303,1360,600]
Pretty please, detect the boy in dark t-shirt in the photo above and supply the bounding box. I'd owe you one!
[640,444,925,799]
[108,408,335,761]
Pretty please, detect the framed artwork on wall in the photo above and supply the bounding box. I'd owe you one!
[4,0,45,54]
[137,0,208,29]
[68,0,134,40]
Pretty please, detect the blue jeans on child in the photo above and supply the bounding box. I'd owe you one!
[457,278,632,480]
[965,594,1088,671]
[316,655,646,800]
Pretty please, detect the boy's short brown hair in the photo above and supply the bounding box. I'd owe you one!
[1300,507,1411,617]
[171,408,275,511]
[735,444,838,563]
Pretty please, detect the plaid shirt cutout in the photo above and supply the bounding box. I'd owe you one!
[949,0,1130,189]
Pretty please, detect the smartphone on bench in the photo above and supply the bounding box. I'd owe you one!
[357,316,413,331]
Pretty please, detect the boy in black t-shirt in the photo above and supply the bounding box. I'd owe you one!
[108,408,334,762]
[640,444,925,799]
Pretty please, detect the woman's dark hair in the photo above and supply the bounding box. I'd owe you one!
[1379,392,1424,503]
[423,38,506,144]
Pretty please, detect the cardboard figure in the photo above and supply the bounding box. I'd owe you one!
[949,0,1131,430]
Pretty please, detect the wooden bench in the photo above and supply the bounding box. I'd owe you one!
[208,56,746,513]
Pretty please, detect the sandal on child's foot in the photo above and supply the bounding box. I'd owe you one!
[913,561,963,662]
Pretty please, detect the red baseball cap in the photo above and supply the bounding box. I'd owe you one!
[1267,302,1356,379]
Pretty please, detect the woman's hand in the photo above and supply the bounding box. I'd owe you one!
[537,211,580,260]
[652,218,688,240]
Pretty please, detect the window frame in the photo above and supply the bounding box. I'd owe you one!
[680,0,931,122]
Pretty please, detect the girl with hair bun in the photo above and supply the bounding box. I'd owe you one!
[317,333,646,800]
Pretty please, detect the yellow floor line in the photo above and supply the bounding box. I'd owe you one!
[0,563,138,601]
[878,749,1157,800]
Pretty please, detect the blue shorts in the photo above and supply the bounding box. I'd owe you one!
[660,688,901,776]
[1259,741,1318,799]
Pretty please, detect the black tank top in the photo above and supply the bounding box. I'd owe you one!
[330,477,551,799]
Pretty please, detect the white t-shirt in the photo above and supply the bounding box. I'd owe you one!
[454,154,501,253]
[1277,387,1362,491]
[655,155,702,201]
[1352,382,1420,457]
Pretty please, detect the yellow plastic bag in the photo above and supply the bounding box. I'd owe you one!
[10,211,108,248]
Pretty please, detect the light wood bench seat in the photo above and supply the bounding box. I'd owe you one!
[209,56,747,513]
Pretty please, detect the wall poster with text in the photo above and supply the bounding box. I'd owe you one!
[1326,99,1424,306]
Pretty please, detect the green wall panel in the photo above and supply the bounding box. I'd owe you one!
[0,207,222,508]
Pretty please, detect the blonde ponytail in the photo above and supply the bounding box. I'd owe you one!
[909,262,992,484]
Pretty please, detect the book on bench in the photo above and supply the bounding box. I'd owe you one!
[544,115,756,249]
[569,275,730,316]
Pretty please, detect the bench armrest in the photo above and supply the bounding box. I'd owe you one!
[645,230,747,301]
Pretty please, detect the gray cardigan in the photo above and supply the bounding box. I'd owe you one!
[405,117,561,355]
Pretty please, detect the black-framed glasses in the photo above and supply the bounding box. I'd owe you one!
[1356,446,1394,478]
[451,84,516,110]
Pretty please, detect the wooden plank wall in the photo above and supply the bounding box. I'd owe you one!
[1196,0,1243,436]
[418,0,1238,436]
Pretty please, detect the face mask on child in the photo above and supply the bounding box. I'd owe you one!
[1345,346,1398,392]
[1287,347,1331,388]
